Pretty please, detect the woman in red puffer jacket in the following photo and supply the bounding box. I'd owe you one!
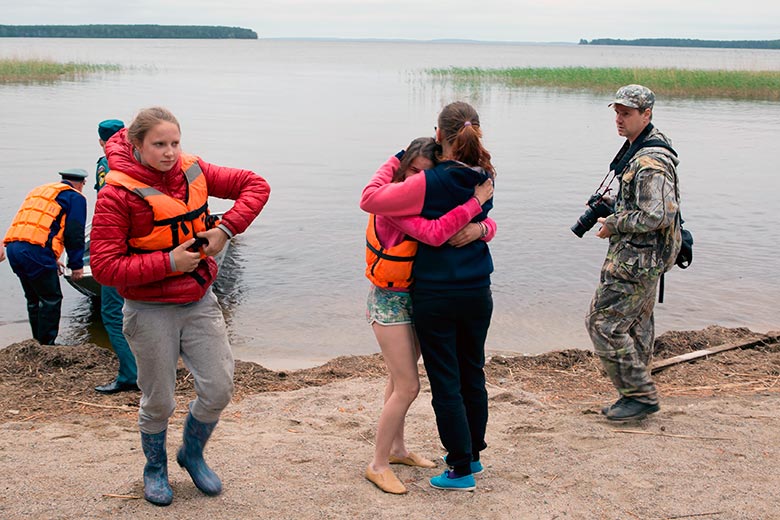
[90,106,270,507]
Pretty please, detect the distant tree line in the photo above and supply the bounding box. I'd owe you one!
[0,25,258,39]
[579,38,780,49]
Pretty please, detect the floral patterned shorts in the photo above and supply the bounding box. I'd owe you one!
[366,285,413,325]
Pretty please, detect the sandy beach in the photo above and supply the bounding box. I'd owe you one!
[1,325,778,520]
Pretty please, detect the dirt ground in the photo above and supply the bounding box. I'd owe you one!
[1,325,779,519]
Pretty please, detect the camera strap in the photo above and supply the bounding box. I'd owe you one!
[596,169,617,197]
[600,124,653,198]
[607,123,680,304]
[609,123,655,175]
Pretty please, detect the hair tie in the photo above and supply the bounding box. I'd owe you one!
[463,121,472,127]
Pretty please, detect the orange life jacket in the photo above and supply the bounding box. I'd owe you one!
[3,182,82,258]
[105,154,213,257]
[365,214,417,289]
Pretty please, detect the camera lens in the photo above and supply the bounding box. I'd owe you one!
[571,207,598,237]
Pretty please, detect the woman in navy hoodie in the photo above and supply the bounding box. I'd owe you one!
[360,101,495,491]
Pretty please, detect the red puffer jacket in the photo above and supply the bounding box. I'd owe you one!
[90,128,271,303]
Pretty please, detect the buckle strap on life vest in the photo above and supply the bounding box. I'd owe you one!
[154,202,209,227]
[126,202,212,254]
[187,264,208,286]
[365,239,416,262]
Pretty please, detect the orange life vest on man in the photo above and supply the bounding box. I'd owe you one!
[365,214,417,289]
[105,154,212,258]
[3,182,82,258]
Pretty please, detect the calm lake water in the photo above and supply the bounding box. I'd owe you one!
[1,38,778,369]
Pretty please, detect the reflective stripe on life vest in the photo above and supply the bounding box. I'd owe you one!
[3,182,80,258]
[365,214,417,289]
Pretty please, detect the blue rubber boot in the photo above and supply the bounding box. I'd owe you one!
[176,412,222,496]
[140,430,173,506]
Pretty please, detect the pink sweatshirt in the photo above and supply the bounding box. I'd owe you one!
[362,156,496,249]
[361,156,427,217]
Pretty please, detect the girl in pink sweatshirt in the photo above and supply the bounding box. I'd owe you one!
[363,137,495,494]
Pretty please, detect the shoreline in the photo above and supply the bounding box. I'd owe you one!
[2,324,777,419]
[2,323,778,373]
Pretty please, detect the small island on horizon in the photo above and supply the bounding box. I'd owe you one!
[0,24,258,39]
[580,38,780,49]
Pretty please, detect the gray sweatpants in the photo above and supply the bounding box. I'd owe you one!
[123,289,234,434]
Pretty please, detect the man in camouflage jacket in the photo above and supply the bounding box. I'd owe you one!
[587,84,682,421]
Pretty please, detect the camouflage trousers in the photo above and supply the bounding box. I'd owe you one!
[586,273,659,405]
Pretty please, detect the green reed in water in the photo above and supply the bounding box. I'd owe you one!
[427,67,780,101]
[0,58,120,84]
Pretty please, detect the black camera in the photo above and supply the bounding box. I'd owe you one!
[571,192,614,237]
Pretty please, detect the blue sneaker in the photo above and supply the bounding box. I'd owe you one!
[441,456,484,476]
[429,470,476,492]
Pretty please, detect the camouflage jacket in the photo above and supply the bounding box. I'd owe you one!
[601,126,682,282]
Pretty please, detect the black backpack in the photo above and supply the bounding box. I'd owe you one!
[676,220,693,269]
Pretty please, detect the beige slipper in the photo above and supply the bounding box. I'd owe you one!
[388,452,437,469]
[365,465,407,494]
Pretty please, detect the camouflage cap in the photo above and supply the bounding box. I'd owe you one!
[609,84,655,111]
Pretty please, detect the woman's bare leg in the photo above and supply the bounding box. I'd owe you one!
[369,323,420,473]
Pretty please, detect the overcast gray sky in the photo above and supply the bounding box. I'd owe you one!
[2,1,778,42]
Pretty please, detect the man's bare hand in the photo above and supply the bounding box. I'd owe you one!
[596,217,613,239]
